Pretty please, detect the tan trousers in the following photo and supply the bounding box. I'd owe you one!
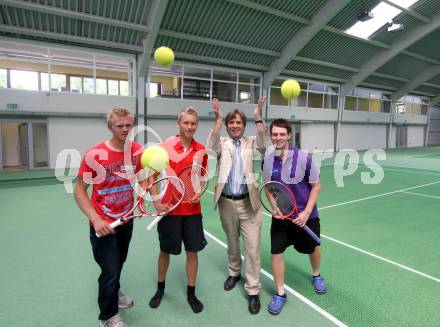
[218,196,262,295]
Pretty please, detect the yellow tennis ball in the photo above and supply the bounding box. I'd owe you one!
[154,46,175,67]
[281,79,301,99]
[141,145,169,172]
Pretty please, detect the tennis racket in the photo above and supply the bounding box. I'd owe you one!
[97,175,185,237]
[259,180,321,244]
[146,164,209,231]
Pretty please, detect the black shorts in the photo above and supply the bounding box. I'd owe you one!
[271,217,320,254]
[157,214,207,255]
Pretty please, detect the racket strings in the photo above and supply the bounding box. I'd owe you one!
[178,165,208,202]
[141,177,184,215]
[262,182,297,218]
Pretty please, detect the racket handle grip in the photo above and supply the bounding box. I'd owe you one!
[95,219,123,238]
[304,225,321,245]
[146,215,163,231]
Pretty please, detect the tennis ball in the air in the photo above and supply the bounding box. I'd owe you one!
[280,79,301,99]
[141,145,169,172]
[154,46,175,67]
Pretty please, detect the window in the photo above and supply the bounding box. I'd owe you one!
[96,78,107,95]
[344,96,357,110]
[108,80,119,95]
[10,70,39,90]
[70,76,82,93]
[120,81,129,96]
[0,69,7,88]
[270,79,338,110]
[344,88,392,113]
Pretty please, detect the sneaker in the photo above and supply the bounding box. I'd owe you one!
[312,276,327,294]
[267,294,287,315]
[118,290,134,309]
[99,313,127,327]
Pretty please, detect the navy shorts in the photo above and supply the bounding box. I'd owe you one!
[157,214,207,255]
[271,217,320,254]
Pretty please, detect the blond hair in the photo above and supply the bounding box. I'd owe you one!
[106,108,134,129]
[177,106,199,121]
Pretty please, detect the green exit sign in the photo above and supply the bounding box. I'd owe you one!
[6,103,18,109]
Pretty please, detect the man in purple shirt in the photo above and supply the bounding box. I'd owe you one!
[262,118,326,315]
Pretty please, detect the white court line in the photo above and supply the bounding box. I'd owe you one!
[400,191,440,199]
[382,167,440,176]
[318,180,440,210]
[205,181,440,284]
[322,235,440,284]
[203,228,348,327]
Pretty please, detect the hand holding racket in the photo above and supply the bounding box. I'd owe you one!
[259,180,321,244]
[146,164,209,231]
[97,175,185,237]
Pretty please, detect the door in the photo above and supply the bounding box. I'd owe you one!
[18,123,29,169]
[396,126,407,148]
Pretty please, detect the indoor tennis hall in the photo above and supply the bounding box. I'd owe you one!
[1,1,440,327]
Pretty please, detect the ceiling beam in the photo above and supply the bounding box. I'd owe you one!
[0,0,149,32]
[158,29,280,57]
[137,0,169,77]
[177,53,268,71]
[340,12,440,97]
[431,94,440,105]
[392,65,440,100]
[262,0,351,88]
[225,0,310,25]
[227,1,440,67]
[382,0,431,24]
[0,25,143,51]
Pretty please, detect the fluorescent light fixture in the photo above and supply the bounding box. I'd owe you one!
[358,11,374,22]
[388,22,404,32]
[345,2,402,39]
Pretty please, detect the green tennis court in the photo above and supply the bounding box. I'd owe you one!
[1,146,439,327]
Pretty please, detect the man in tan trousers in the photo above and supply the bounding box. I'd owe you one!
[207,96,267,314]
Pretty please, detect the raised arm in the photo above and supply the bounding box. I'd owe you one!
[207,98,222,155]
[254,96,268,153]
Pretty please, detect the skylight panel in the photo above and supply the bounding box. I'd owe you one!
[345,2,402,39]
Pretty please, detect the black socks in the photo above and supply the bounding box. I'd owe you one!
[149,283,203,313]
[149,281,165,308]
[187,286,203,313]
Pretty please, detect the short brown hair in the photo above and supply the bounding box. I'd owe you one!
[270,118,291,135]
[225,109,247,127]
[106,108,134,129]
[177,106,199,121]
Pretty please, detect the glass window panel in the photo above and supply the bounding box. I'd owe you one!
[323,94,338,109]
[150,73,181,98]
[238,83,260,104]
[307,92,323,108]
[108,80,119,95]
[269,87,288,106]
[290,92,307,107]
[239,73,260,84]
[325,86,339,94]
[183,78,210,100]
[120,81,129,96]
[370,98,381,112]
[83,77,94,94]
[51,73,66,92]
[213,81,236,102]
[96,78,107,95]
[0,69,6,88]
[70,76,82,93]
[41,73,49,91]
[10,70,39,90]
[183,66,211,79]
[421,104,429,115]
[213,70,237,82]
[358,98,369,111]
[308,83,325,93]
[344,96,357,110]
[382,100,391,113]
